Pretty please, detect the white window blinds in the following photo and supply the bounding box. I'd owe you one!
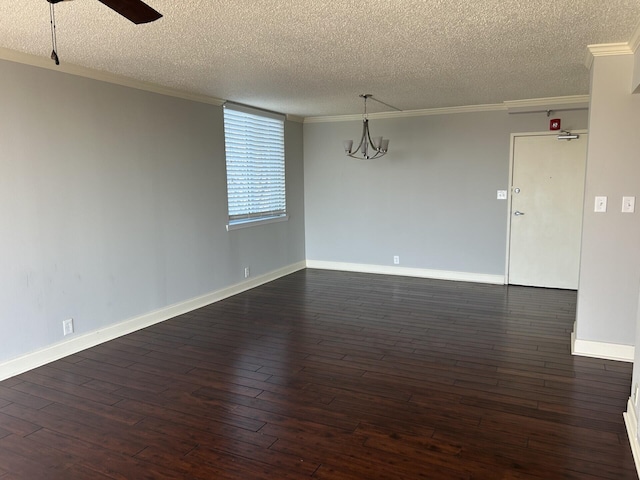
[223,104,286,225]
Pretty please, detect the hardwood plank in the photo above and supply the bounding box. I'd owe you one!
[0,410,41,437]
[10,377,121,407]
[114,385,268,431]
[0,434,73,478]
[114,398,277,448]
[0,385,52,410]
[187,442,320,478]
[133,445,254,480]
[1,402,150,456]
[25,428,188,480]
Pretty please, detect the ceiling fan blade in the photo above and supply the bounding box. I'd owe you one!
[96,0,162,24]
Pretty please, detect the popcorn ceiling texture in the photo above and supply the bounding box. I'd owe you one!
[0,0,639,116]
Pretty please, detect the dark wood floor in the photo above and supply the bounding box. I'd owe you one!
[0,269,636,479]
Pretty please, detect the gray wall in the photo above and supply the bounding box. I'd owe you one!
[303,109,588,275]
[583,50,640,438]
[582,51,640,427]
[576,54,640,349]
[0,59,305,364]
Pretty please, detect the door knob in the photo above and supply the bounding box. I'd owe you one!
[514,211,525,216]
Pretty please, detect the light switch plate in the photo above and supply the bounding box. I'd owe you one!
[497,190,507,200]
[622,196,635,213]
[594,196,607,213]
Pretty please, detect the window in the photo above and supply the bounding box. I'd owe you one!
[223,103,286,230]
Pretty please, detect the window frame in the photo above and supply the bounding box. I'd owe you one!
[223,103,287,231]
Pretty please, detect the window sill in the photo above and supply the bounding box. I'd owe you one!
[226,214,289,231]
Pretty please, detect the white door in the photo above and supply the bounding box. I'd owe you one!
[508,133,588,289]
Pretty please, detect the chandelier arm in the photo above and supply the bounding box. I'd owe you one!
[347,149,387,160]
[350,150,386,160]
[367,148,385,159]
[364,121,380,152]
[346,119,389,159]
[352,120,368,155]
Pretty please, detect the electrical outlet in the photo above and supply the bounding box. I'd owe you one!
[497,190,507,200]
[62,318,74,336]
[393,256,400,265]
[244,267,250,278]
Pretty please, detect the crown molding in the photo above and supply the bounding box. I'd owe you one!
[305,96,589,123]
[286,114,305,123]
[304,103,506,123]
[0,48,507,122]
[584,43,634,69]
[0,46,595,122]
[631,18,640,53]
[504,95,590,114]
[583,17,640,68]
[0,47,225,107]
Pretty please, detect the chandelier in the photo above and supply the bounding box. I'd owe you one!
[343,94,390,160]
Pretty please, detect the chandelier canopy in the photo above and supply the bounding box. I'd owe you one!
[343,94,390,160]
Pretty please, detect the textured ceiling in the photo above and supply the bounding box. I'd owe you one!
[0,1,639,117]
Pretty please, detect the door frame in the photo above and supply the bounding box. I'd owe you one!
[503,130,588,285]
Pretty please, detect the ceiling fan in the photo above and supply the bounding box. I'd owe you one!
[47,0,162,24]
[47,0,162,65]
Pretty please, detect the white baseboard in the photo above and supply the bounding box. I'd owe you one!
[305,260,505,285]
[571,322,634,362]
[624,397,640,477]
[0,261,306,382]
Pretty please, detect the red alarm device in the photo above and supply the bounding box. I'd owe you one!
[550,118,561,130]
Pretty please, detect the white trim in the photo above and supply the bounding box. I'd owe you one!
[0,48,596,122]
[304,103,506,123]
[0,47,225,107]
[585,43,634,69]
[505,134,516,284]
[0,48,305,122]
[571,322,634,362]
[0,261,306,381]
[305,96,591,124]
[305,260,504,285]
[226,214,289,231]
[224,102,285,121]
[624,397,640,478]
[631,18,640,53]
[286,114,305,123]
[503,95,590,114]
